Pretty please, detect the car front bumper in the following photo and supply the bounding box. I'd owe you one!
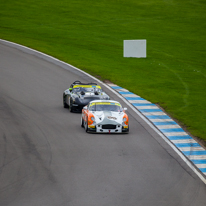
[87,125,129,133]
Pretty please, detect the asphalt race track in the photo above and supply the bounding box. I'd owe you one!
[0,41,206,206]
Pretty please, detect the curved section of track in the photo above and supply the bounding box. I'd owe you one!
[0,41,206,206]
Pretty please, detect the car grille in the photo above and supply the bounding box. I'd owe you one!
[102,124,116,129]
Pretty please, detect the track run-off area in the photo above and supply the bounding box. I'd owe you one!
[0,40,206,206]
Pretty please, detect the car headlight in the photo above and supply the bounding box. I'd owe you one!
[90,116,96,125]
[122,117,128,126]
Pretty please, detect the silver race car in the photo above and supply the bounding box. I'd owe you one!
[81,100,129,133]
[63,81,110,112]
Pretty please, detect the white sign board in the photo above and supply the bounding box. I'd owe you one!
[124,40,147,58]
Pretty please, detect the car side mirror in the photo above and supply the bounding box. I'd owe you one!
[69,88,72,91]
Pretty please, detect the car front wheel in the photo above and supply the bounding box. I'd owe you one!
[84,119,88,132]
[81,117,84,127]
[69,105,73,112]
[63,95,68,108]
[69,101,73,112]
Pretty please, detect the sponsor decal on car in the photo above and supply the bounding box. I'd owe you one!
[88,125,95,128]
[73,85,101,89]
[90,102,121,106]
[107,116,117,120]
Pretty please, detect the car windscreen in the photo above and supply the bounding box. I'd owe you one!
[89,103,122,112]
[73,87,102,93]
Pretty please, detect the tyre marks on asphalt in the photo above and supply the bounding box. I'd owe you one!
[107,83,206,177]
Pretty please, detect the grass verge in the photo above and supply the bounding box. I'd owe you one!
[0,0,206,140]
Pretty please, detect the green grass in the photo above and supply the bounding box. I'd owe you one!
[0,0,206,140]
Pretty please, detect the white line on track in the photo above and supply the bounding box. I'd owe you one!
[179,147,205,152]
[189,156,206,160]
[135,106,159,109]
[156,125,181,129]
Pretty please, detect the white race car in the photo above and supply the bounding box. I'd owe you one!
[81,100,129,133]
